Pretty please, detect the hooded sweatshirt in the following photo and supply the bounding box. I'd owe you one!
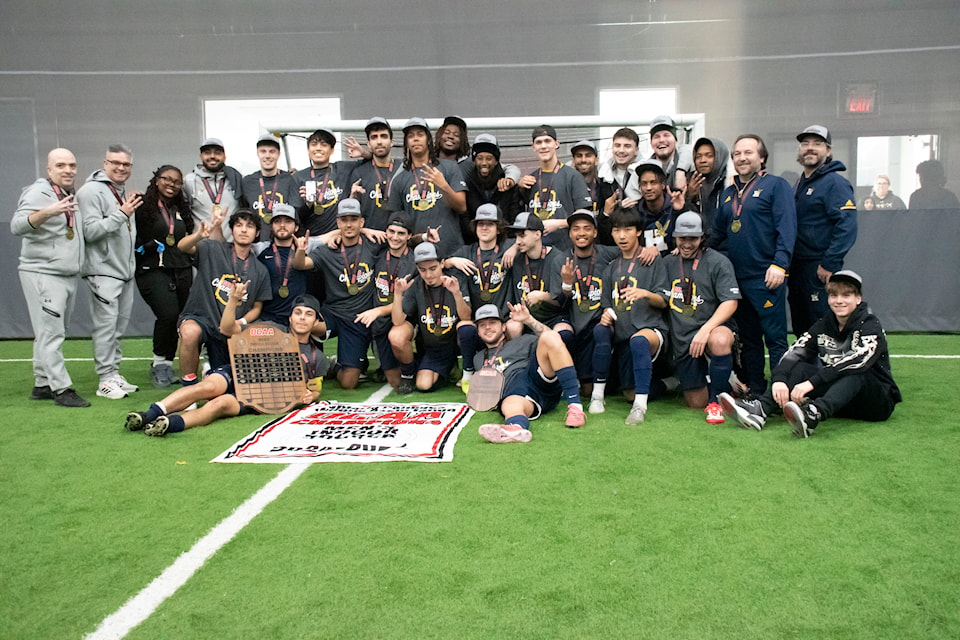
[12,179,85,277]
[77,170,136,280]
[690,137,730,232]
[182,163,244,241]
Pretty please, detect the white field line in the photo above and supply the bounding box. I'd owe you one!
[1,355,956,365]
[85,383,394,640]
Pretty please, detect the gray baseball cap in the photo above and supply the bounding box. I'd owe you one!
[200,137,224,151]
[649,115,677,137]
[474,203,500,223]
[507,211,545,233]
[403,117,429,133]
[364,117,392,136]
[337,198,363,217]
[672,211,704,238]
[257,134,281,149]
[474,304,501,322]
[797,124,832,145]
[271,203,297,221]
[414,242,440,263]
[570,139,597,155]
[829,269,862,293]
[566,209,597,228]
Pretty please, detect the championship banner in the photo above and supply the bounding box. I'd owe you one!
[212,402,473,464]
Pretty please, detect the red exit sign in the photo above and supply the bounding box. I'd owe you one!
[841,83,878,116]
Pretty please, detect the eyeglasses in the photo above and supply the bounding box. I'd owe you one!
[158,176,183,187]
[105,159,133,169]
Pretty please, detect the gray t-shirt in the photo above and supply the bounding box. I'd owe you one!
[240,171,304,240]
[293,161,362,236]
[520,163,593,251]
[349,158,401,231]
[401,275,470,349]
[452,240,515,313]
[560,245,620,335]
[388,159,467,256]
[181,240,272,328]
[601,252,669,343]
[509,247,566,326]
[660,248,741,356]
[371,248,417,336]
[472,334,538,397]
[307,238,383,317]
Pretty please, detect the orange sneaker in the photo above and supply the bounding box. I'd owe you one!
[705,401,724,425]
[565,404,586,428]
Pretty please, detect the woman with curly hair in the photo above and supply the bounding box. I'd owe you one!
[134,165,195,386]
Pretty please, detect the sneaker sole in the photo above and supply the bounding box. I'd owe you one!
[718,393,763,431]
[478,424,532,443]
[783,403,810,438]
[125,413,146,432]
[97,390,128,399]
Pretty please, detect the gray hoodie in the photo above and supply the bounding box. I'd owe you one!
[691,136,730,231]
[11,179,85,277]
[77,170,136,280]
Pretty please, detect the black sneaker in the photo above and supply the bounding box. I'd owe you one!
[718,392,766,430]
[125,411,149,431]
[31,385,54,400]
[784,401,820,438]
[397,377,414,395]
[54,388,91,408]
[144,416,170,437]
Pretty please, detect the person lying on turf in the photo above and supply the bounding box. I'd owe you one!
[124,286,326,437]
[718,270,901,437]
[472,302,585,444]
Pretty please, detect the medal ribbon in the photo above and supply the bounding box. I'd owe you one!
[310,167,331,206]
[106,183,131,230]
[524,246,547,295]
[677,250,701,305]
[373,159,395,203]
[158,199,176,239]
[340,238,363,288]
[482,340,506,369]
[49,180,74,232]
[534,162,561,212]
[424,282,447,335]
[385,247,408,292]
[732,172,763,222]
[258,174,279,211]
[232,246,248,283]
[574,251,596,301]
[201,176,225,205]
[272,243,295,291]
[476,244,500,295]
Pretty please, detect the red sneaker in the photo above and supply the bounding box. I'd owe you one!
[478,424,532,443]
[705,401,725,425]
[565,404,586,428]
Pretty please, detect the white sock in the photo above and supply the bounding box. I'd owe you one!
[591,382,606,400]
[156,401,169,415]
[569,402,583,411]
[462,370,473,383]
[632,394,648,411]
[153,355,166,366]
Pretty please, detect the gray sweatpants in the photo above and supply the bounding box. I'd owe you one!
[85,274,134,382]
[19,270,79,393]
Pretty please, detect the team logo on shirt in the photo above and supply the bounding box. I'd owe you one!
[471,260,506,293]
[666,277,704,315]
[211,274,250,306]
[406,183,442,211]
[368,183,388,208]
[516,275,546,300]
[612,276,639,311]
[529,191,560,219]
[311,181,342,211]
[574,280,603,312]
[421,305,455,335]
[253,191,285,223]
[375,269,401,304]
[338,263,373,290]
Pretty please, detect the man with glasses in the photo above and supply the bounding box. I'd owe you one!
[77,144,143,399]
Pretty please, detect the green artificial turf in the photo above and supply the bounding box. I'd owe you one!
[1,335,958,639]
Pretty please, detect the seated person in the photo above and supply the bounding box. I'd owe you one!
[125,289,326,437]
[390,242,472,394]
[719,270,901,437]
[659,212,739,424]
[590,209,669,424]
[473,303,586,443]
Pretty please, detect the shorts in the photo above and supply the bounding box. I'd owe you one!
[320,306,371,369]
[372,329,399,371]
[179,314,230,368]
[573,323,598,382]
[614,328,665,391]
[418,342,459,378]
[206,365,262,416]
[674,353,709,391]
[501,356,561,420]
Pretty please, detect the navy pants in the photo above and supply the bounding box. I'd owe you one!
[734,276,788,395]
[788,259,829,338]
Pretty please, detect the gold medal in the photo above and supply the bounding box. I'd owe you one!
[578,301,591,313]
[166,234,176,246]
[313,202,323,215]
[347,283,359,295]
[480,291,492,302]
[278,286,289,298]
[212,204,222,216]
[731,219,741,233]
[66,227,75,240]
[682,306,695,317]
[262,212,273,224]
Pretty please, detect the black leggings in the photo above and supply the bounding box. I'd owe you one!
[135,267,193,360]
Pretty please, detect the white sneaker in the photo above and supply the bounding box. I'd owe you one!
[114,374,139,393]
[625,406,646,425]
[588,397,605,414]
[97,378,128,399]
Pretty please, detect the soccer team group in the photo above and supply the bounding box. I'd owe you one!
[13,114,902,442]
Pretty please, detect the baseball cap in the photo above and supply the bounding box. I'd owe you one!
[257,134,281,149]
[649,115,677,138]
[507,211,545,233]
[635,158,666,179]
[570,139,597,155]
[474,304,501,322]
[403,117,429,133]
[829,269,862,293]
[200,137,224,151]
[672,211,704,238]
[532,124,558,141]
[797,124,832,145]
[270,203,297,221]
[443,115,467,131]
[414,242,440,264]
[472,133,501,160]
[474,203,500,223]
[307,128,336,146]
[336,198,363,217]
[291,294,321,316]
[386,212,413,232]
[566,209,597,228]
[364,116,392,137]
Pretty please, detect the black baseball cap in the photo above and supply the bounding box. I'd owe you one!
[291,294,321,316]
[443,115,467,131]
[508,211,545,233]
[567,209,597,228]
[307,128,336,147]
[532,124,558,141]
